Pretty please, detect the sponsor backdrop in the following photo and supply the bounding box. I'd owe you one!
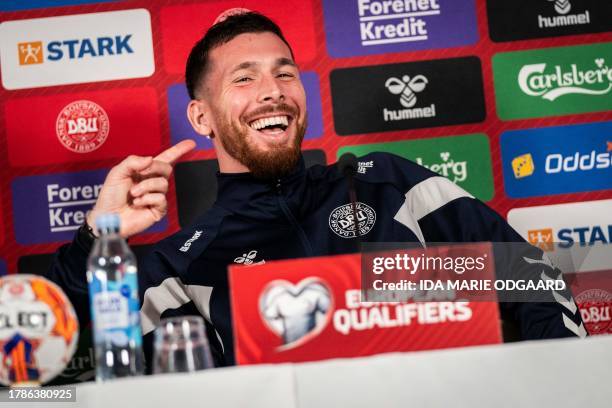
[0,0,610,344]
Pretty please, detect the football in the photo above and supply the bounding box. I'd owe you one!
[0,274,79,385]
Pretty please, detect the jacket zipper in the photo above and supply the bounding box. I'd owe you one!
[275,179,314,257]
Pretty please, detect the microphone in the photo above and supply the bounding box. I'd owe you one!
[337,153,361,248]
[337,152,358,178]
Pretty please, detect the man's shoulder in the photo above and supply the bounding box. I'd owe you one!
[313,151,438,188]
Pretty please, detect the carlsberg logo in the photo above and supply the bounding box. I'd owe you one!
[518,58,611,101]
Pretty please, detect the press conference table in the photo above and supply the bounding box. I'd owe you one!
[9,335,612,408]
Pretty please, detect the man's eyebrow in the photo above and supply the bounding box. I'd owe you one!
[228,58,297,75]
[275,57,297,68]
[230,61,257,75]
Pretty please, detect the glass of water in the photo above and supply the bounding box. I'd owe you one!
[153,316,214,374]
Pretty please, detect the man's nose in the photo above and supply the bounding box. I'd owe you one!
[257,75,284,103]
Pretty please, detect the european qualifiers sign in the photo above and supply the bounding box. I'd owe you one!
[330,57,485,135]
[487,0,612,43]
[322,0,478,58]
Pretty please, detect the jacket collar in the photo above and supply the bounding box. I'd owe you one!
[214,156,307,214]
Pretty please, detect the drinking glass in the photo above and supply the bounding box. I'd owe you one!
[153,316,214,374]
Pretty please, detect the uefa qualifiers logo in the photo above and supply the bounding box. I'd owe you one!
[56,100,110,153]
[259,278,333,350]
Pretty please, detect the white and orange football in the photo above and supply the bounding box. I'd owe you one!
[0,275,78,386]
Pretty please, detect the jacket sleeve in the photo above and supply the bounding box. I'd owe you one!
[379,152,587,339]
[44,231,219,372]
[44,229,93,331]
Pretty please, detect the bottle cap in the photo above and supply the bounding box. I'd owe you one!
[95,213,121,234]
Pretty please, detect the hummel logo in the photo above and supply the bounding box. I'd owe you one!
[234,250,265,265]
[549,0,571,15]
[385,75,428,108]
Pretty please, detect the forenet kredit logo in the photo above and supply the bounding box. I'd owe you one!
[56,100,110,154]
[518,58,611,101]
[357,0,440,46]
[383,74,435,122]
[259,278,332,349]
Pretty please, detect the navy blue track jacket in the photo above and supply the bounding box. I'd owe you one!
[46,153,586,367]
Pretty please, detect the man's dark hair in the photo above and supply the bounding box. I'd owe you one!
[185,11,294,100]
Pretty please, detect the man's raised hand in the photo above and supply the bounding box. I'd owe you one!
[86,140,196,238]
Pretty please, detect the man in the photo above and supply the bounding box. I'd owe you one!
[47,11,585,368]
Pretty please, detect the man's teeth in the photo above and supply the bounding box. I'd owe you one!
[250,116,289,131]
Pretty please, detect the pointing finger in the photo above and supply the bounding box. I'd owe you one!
[140,160,173,179]
[154,140,197,165]
[130,177,169,197]
[109,155,153,179]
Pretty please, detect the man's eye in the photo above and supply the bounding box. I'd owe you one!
[234,77,252,83]
[277,72,295,79]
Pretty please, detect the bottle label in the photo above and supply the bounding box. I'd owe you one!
[93,291,129,330]
[89,272,142,347]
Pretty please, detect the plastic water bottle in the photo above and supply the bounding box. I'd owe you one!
[87,213,144,381]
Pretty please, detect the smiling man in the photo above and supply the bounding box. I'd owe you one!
[185,23,307,180]
[47,11,585,370]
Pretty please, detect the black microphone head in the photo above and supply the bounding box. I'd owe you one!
[337,153,358,177]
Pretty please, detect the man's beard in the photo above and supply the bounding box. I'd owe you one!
[215,104,306,180]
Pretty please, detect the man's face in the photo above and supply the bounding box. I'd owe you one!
[203,32,307,179]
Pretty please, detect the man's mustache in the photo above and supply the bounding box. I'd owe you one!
[243,103,298,123]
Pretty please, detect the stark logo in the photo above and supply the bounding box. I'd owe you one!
[528,228,554,251]
[233,250,265,265]
[259,278,332,349]
[18,42,43,65]
[329,202,376,239]
[56,100,109,154]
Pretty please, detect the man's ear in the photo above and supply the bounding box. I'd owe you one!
[187,99,213,138]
